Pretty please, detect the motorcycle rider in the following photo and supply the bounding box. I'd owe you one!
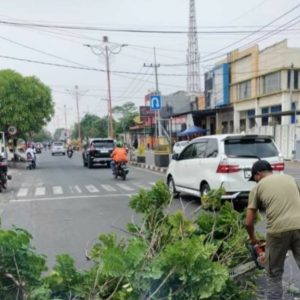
[67,143,73,157]
[111,141,128,174]
[25,144,36,168]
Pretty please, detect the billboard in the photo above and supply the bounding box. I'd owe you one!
[140,106,155,117]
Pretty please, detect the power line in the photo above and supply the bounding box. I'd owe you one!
[1,19,300,34]
[201,3,300,61]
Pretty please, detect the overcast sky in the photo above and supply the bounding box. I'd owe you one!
[0,0,299,133]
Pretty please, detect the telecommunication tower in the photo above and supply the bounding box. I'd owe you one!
[187,0,201,93]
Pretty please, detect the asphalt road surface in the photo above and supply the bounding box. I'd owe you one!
[0,151,200,269]
[2,152,300,297]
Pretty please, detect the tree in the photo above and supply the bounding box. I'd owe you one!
[32,128,52,142]
[113,102,138,135]
[0,69,54,139]
[71,114,108,140]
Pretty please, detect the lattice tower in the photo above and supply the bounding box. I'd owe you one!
[187,0,201,93]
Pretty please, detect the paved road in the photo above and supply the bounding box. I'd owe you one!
[1,151,169,269]
[2,152,300,297]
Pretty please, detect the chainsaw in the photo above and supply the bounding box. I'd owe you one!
[230,240,266,278]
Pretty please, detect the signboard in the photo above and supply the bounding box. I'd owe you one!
[140,106,155,117]
[7,126,17,136]
[150,95,161,110]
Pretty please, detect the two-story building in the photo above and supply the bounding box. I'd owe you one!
[204,39,300,133]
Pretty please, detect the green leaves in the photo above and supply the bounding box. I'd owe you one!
[0,69,54,137]
[0,183,257,299]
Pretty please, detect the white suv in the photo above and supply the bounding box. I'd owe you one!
[166,134,284,205]
[51,141,65,156]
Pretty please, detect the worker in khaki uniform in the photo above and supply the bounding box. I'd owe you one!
[245,160,300,300]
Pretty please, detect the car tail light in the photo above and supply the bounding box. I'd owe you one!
[271,162,285,171]
[216,163,240,173]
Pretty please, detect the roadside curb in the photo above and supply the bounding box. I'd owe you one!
[129,161,167,174]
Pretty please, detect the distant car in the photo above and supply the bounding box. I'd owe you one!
[167,134,284,207]
[173,141,189,154]
[82,138,115,168]
[51,141,65,156]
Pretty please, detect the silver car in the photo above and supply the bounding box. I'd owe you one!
[51,142,65,156]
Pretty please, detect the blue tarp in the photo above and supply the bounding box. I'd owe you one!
[177,125,208,137]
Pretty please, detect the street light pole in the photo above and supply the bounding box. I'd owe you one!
[75,85,81,144]
[144,48,162,145]
[84,37,127,139]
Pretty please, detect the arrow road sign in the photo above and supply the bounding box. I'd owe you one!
[150,95,161,110]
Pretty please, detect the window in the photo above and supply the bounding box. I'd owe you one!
[224,137,279,158]
[205,139,218,158]
[194,141,207,158]
[287,70,299,90]
[179,144,195,160]
[247,109,255,128]
[271,105,281,125]
[291,102,296,124]
[262,72,281,94]
[93,141,114,148]
[238,80,251,100]
[262,107,269,126]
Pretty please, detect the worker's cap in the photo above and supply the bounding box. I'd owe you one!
[249,160,272,181]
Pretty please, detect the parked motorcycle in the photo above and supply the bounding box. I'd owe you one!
[26,153,36,170]
[67,149,73,158]
[113,162,129,180]
[0,154,11,192]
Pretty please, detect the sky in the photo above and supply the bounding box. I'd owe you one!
[0,0,299,133]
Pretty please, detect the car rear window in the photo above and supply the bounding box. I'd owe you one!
[92,141,114,148]
[224,137,279,158]
[54,142,63,146]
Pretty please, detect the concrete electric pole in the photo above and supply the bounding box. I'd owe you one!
[84,36,127,139]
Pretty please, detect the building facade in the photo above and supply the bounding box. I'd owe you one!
[204,39,300,133]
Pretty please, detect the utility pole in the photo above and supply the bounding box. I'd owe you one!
[84,37,127,139]
[65,85,86,149]
[144,48,162,144]
[64,105,68,129]
[75,85,81,145]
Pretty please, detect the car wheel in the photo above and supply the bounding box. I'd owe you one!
[83,159,87,167]
[87,157,93,169]
[200,183,210,197]
[107,162,111,168]
[168,176,179,198]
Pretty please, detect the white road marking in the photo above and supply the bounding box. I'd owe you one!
[53,186,63,195]
[115,183,134,191]
[11,193,132,203]
[17,188,28,197]
[35,187,46,196]
[85,185,99,193]
[132,182,149,189]
[74,185,82,193]
[101,184,116,192]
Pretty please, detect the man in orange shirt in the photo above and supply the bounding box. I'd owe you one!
[111,141,128,173]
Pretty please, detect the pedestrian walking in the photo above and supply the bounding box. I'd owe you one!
[245,160,300,300]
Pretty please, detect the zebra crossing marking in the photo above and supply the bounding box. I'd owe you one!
[132,182,149,189]
[15,181,156,199]
[53,186,63,195]
[74,185,82,193]
[101,184,116,192]
[85,185,99,193]
[17,188,28,197]
[35,187,46,196]
[115,183,134,191]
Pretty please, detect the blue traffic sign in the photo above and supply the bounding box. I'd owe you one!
[150,95,161,110]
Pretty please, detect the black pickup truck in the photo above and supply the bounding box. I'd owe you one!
[82,138,115,168]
